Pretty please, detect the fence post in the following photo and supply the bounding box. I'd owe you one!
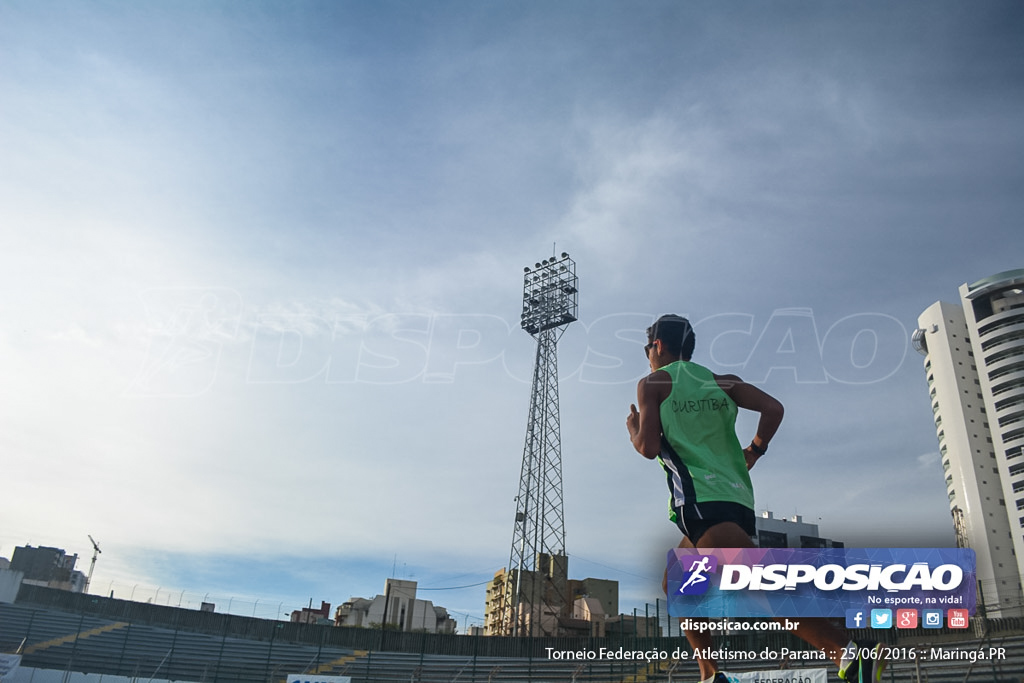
[315,622,325,672]
[64,608,87,675]
[471,630,478,681]
[115,620,132,676]
[656,599,661,639]
[166,610,180,679]
[21,610,37,659]
[212,614,229,683]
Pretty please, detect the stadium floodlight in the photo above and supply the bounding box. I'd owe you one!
[520,253,578,336]
[500,252,579,638]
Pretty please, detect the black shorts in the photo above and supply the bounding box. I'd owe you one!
[673,500,756,545]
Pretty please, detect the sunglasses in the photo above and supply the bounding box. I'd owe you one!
[644,341,656,357]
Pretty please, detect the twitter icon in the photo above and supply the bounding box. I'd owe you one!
[871,609,892,629]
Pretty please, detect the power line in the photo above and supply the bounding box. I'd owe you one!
[417,578,492,591]
[567,552,661,582]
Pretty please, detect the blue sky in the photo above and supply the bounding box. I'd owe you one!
[2,1,1023,628]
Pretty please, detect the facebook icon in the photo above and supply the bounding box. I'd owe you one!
[845,609,866,629]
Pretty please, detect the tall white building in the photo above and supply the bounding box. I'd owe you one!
[914,268,1024,617]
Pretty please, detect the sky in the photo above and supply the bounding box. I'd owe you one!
[1,0,1023,629]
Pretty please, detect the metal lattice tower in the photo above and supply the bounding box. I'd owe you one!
[503,252,578,637]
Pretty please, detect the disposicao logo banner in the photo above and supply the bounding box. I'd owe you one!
[667,548,976,618]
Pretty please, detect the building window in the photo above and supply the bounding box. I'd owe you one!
[757,530,788,548]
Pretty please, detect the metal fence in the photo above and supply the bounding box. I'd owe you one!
[7,585,1024,682]
[10,584,818,659]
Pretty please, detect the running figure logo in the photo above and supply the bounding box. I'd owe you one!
[678,555,718,595]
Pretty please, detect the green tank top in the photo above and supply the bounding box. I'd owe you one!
[657,361,754,510]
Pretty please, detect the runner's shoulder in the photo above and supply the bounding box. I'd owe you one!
[712,372,745,394]
[639,368,673,397]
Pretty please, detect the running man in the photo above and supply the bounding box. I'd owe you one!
[678,556,713,593]
[626,314,885,683]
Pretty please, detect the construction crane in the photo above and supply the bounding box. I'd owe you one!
[85,535,101,594]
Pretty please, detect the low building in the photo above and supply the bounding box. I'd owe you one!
[10,545,86,593]
[604,613,661,638]
[484,554,569,637]
[483,557,627,637]
[290,600,331,625]
[571,596,607,637]
[755,511,842,548]
[335,579,456,634]
[568,577,618,618]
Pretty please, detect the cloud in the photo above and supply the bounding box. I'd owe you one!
[557,114,702,272]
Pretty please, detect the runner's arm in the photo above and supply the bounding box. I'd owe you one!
[627,371,670,459]
[714,373,783,469]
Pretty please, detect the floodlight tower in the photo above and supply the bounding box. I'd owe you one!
[504,252,578,637]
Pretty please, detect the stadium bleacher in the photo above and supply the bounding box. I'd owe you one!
[4,588,1024,683]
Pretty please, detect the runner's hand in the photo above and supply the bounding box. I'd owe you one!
[626,404,640,438]
[743,446,762,471]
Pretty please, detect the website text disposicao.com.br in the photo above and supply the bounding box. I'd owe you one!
[678,618,800,633]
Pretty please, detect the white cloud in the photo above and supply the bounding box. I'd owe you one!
[558,114,698,269]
